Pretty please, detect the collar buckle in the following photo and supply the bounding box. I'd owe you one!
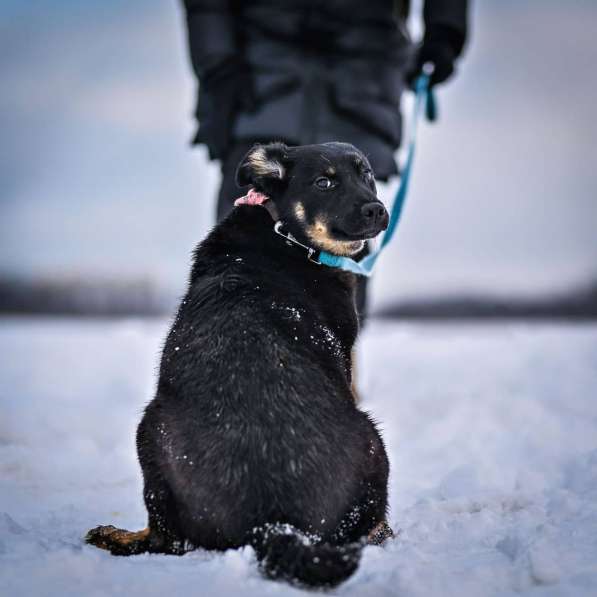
[273,221,321,266]
[307,248,321,265]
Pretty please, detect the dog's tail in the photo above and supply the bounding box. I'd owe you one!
[250,523,362,588]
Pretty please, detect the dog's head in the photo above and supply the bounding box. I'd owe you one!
[236,142,389,256]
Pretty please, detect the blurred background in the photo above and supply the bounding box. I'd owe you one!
[1,0,596,318]
[2,4,597,593]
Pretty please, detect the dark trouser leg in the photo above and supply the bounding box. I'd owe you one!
[354,240,370,326]
[216,141,256,222]
[355,275,368,327]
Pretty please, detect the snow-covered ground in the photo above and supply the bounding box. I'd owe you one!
[1,317,596,596]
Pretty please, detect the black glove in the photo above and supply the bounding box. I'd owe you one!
[406,25,462,88]
[194,57,256,160]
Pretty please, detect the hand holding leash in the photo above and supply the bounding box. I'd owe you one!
[318,74,436,276]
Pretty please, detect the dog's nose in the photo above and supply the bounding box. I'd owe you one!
[361,202,388,228]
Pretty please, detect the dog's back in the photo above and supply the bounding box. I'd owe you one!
[88,142,392,587]
[140,206,386,547]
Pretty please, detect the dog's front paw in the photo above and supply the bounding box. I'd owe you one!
[85,525,150,556]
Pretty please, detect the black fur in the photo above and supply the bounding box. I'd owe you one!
[86,142,392,587]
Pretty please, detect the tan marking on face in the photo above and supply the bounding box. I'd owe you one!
[305,218,364,256]
[325,166,336,176]
[248,146,284,178]
[294,201,306,222]
[350,154,363,169]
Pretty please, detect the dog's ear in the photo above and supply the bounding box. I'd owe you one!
[235,142,289,192]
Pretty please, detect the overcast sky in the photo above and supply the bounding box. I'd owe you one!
[1,0,596,306]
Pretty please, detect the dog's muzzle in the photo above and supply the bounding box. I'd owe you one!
[360,201,389,233]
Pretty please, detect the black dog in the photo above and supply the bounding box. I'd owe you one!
[86,142,392,587]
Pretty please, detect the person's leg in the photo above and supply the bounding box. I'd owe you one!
[216,141,256,222]
[354,239,371,326]
[355,276,368,327]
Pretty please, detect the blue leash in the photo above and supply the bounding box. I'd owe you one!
[318,74,436,277]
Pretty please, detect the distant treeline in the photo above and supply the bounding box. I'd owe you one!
[0,276,596,319]
[0,277,172,317]
[376,283,597,320]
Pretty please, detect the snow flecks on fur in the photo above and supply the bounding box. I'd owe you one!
[269,302,343,360]
[270,301,304,323]
[307,324,343,360]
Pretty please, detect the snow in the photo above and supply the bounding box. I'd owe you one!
[1,317,597,596]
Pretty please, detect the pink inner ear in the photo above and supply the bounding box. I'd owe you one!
[234,188,269,206]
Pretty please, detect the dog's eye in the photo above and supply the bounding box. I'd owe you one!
[363,169,374,182]
[314,177,335,190]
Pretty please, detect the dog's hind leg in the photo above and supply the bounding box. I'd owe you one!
[85,514,186,557]
[85,479,187,556]
[86,422,187,556]
[366,520,394,545]
[141,475,187,554]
